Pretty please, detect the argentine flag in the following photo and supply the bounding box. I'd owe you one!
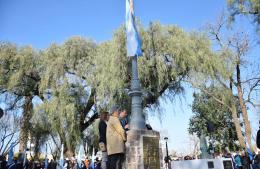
[7,143,14,165]
[90,148,95,169]
[126,0,142,57]
[58,144,64,169]
[77,144,85,168]
[45,145,48,169]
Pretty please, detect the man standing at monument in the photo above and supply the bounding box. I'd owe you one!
[99,111,109,169]
[119,109,129,131]
[106,105,126,169]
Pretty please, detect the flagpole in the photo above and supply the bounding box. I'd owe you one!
[126,0,146,130]
[129,56,146,130]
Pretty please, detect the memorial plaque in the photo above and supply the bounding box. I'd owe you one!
[223,160,233,169]
[207,161,214,169]
[143,136,160,169]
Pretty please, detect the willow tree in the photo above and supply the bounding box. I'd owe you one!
[0,42,42,151]
[92,22,248,151]
[36,37,97,156]
[94,23,248,149]
[0,22,238,156]
[92,22,219,112]
[35,23,221,156]
[0,38,97,156]
[30,109,51,160]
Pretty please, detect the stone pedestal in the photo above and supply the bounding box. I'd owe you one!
[125,130,163,169]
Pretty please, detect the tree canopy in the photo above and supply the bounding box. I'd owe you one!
[188,86,239,152]
[1,21,256,156]
[228,0,260,32]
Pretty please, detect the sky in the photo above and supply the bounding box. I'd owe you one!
[0,0,224,48]
[1,0,260,155]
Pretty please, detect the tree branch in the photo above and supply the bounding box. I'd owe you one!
[187,80,233,112]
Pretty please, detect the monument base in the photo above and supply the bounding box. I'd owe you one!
[171,158,234,169]
[125,129,163,169]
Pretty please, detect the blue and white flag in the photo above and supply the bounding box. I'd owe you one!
[45,144,48,169]
[126,0,142,57]
[90,148,95,169]
[7,142,14,165]
[77,144,84,168]
[45,157,48,169]
[59,144,64,168]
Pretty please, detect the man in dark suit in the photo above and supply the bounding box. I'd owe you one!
[99,111,109,169]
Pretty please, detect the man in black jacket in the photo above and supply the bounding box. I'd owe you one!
[0,156,7,169]
[119,109,129,131]
[99,111,109,169]
[253,151,260,169]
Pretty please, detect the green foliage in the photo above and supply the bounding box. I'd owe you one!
[0,42,42,151]
[40,37,96,91]
[34,37,97,153]
[36,81,85,151]
[227,0,260,31]
[0,42,17,90]
[30,110,51,159]
[188,86,239,151]
[93,23,225,110]
[91,26,130,109]
[0,42,40,96]
[0,22,233,155]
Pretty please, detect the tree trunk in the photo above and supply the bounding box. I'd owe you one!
[64,141,74,158]
[80,90,95,132]
[34,136,40,160]
[230,103,246,148]
[19,96,33,152]
[236,64,252,150]
[195,85,246,149]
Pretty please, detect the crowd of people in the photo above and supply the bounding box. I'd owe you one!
[232,150,260,169]
[61,157,101,169]
[1,104,259,169]
[165,148,260,169]
[56,105,129,169]
[0,105,129,169]
[0,155,102,169]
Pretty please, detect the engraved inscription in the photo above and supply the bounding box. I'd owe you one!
[223,160,233,169]
[143,136,160,169]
